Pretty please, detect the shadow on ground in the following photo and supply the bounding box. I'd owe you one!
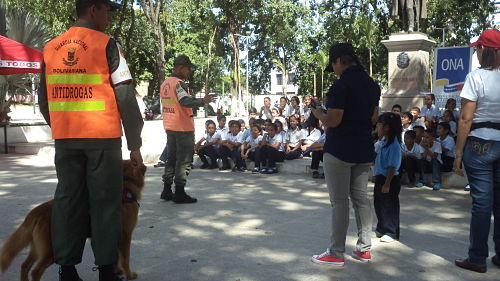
[0,154,497,281]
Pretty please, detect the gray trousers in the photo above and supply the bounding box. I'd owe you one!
[323,153,372,258]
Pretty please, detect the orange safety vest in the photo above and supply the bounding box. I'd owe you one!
[160,77,195,132]
[43,26,122,139]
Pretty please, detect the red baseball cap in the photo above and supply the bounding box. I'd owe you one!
[469,29,500,48]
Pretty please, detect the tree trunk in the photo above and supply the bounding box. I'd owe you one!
[229,32,241,116]
[369,47,373,77]
[204,27,217,117]
[140,0,165,96]
[0,3,6,37]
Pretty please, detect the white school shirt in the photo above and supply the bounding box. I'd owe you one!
[301,128,321,145]
[460,68,500,141]
[286,127,303,147]
[287,106,300,118]
[223,131,244,144]
[204,132,221,148]
[273,116,288,130]
[216,126,229,139]
[412,118,426,129]
[245,135,263,151]
[261,106,273,120]
[448,121,457,136]
[437,135,455,158]
[275,104,291,117]
[266,133,285,152]
[300,105,311,121]
[401,124,413,141]
[316,133,326,145]
[421,104,441,121]
[242,128,251,141]
[401,142,424,159]
[424,141,442,164]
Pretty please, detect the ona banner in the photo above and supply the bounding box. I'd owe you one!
[433,46,474,109]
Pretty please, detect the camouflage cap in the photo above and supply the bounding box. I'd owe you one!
[76,0,123,9]
[173,55,196,69]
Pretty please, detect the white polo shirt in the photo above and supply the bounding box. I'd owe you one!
[286,127,303,147]
[460,68,500,140]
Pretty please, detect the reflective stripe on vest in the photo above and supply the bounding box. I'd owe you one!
[43,27,122,139]
[160,77,195,132]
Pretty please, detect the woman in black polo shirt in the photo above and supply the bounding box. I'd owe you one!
[311,43,380,266]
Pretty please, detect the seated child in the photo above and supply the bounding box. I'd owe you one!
[258,123,285,174]
[274,119,287,140]
[311,132,326,178]
[216,114,229,138]
[241,125,263,173]
[195,120,221,169]
[413,125,425,145]
[300,117,322,156]
[219,120,245,171]
[401,112,413,140]
[272,107,288,130]
[239,119,250,140]
[400,130,424,187]
[442,110,457,137]
[410,107,426,129]
[436,122,455,172]
[418,128,442,190]
[285,115,303,160]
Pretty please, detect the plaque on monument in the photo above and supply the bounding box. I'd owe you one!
[381,32,436,111]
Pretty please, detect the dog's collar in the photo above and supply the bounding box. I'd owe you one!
[122,187,139,206]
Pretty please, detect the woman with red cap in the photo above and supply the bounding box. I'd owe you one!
[454,29,500,273]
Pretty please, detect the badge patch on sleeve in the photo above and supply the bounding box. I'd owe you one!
[176,83,189,100]
[111,42,133,86]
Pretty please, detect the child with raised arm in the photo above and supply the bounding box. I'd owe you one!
[241,125,264,174]
[195,120,221,169]
[285,115,304,160]
[374,113,402,243]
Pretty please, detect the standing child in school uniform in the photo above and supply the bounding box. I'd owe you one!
[241,125,264,173]
[259,123,285,174]
[220,120,245,171]
[436,122,455,172]
[401,130,424,187]
[418,129,443,190]
[374,112,403,243]
[195,120,221,169]
[285,115,304,160]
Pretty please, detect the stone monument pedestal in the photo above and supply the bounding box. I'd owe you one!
[381,33,436,112]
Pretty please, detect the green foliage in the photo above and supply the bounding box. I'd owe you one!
[1,0,496,101]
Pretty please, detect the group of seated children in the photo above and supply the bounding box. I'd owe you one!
[399,122,455,190]
[194,114,325,175]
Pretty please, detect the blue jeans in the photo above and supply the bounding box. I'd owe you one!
[159,144,168,162]
[463,137,500,265]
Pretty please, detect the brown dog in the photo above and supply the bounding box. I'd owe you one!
[0,160,146,281]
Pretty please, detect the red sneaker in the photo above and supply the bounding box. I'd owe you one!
[352,251,371,262]
[311,250,345,266]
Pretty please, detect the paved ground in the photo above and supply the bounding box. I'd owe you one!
[0,154,498,281]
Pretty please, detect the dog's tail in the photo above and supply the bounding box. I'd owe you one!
[0,201,49,273]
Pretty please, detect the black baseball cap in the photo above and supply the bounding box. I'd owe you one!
[174,55,197,69]
[325,43,357,72]
[76,0,123,9]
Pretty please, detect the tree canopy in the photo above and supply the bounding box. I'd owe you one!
[2,0,495,101]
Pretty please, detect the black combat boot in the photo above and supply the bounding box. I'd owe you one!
[160,182,173,201]
[98,264,120,281]
[172,186,197,204]
[59,265,82,281]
